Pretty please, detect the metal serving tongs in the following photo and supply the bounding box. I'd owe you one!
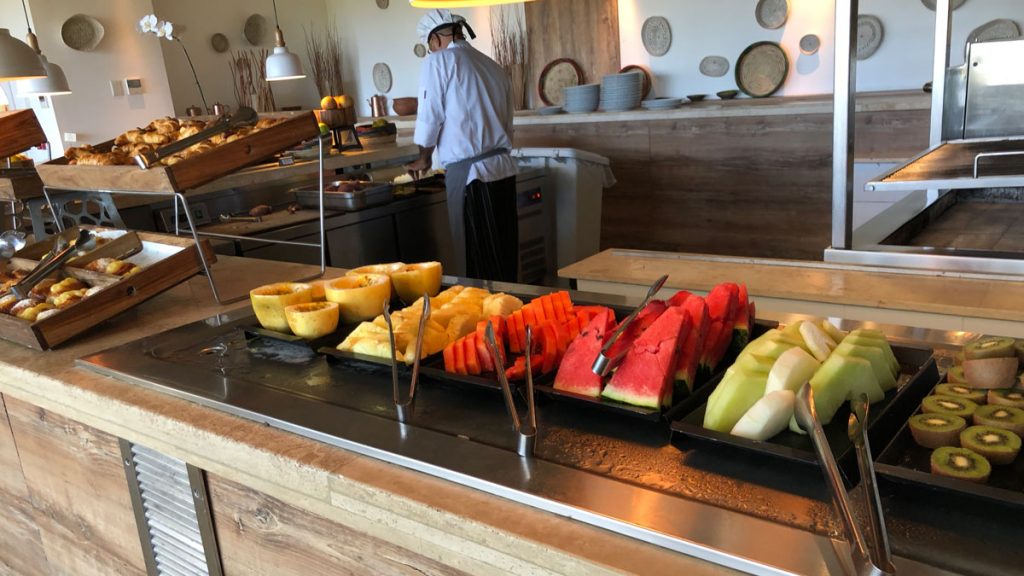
[134,106,259,169]
[849,395,895,574]
[382,296,430,423]
[10,229,96,299]
[591,274,668,377]
[486,322,537,457]
[794,383,895,576]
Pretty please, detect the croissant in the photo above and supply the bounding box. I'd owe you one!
[64,144,96,161]
[148,117,180,135]
[255,117,282,130]
[177,125,202,139]
[142,132,171,145]
[124,129,147,144]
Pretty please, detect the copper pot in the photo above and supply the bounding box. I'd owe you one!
[392,97,418,116]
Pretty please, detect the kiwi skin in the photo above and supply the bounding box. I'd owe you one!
[946,365,968,384]
[960,425,1022,465]
[922,394,979,418]
[930,446,992,484]
[909,414,966,449]
[1015,340,1024,363]
[973,404,1024,436]
[988,389,1024,409]
[965,337,1017,360]
[935,383,987,404]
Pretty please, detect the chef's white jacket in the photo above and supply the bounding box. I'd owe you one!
[414,40,518,185]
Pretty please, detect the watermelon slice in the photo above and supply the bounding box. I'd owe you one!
[674,296,709,394]
[667,290,693,308]
[604,300,667,360]
[706,283,739,322]
[731,283,751,353]
[700,283,739,376]
[553,308,616,398]
[602,306,689,409]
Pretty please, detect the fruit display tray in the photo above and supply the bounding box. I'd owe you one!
[670,344,939,485]
[241,294,753,423]
[875,407,1024,508]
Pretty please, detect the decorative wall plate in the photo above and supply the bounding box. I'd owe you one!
[619,65,653,100]
[799,34,820,55]
[538,58,583,106]
[61,14,104,52]
[735,41,789,98]
[373,62,393,93]
[641,17,672,57]
[211,33,229,53]
[921,0,966,11]
[414,43,427,58]
[244,14,267,46]
[856,15,884,61]
[755,0,789,30]
[968,18,1021,44]
[376,0,389,8]
[699,55,729,77]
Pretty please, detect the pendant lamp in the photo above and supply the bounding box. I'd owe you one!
[265,0,305,82]
[0,28,44,81]
[409,0,536,7]
[16,32,71,96]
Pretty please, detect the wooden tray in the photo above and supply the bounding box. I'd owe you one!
[0,168,43,202]
[36,112,320,194]
[0,229,215,350]
[0,109,47,159]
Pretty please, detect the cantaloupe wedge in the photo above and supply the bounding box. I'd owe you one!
[326,274,391,324]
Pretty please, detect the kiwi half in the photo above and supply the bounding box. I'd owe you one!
[960,425,1022,465]
[931,447,991,483]
[973,404,1024,435]
[946,365,968,384]
[963,357,1019,389]
[965,337,1017,360]
[909,414,966,449]
[1015,340,1024,363]
[922,395,979,418]
[988,389,1024,409]
[934,383,987,404]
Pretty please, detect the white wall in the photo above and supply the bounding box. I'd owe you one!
[20,0,175,148]
[327,1,493,117]
[151,0,326,115]
[619,0,1024,98]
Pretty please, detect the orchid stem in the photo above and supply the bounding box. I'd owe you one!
[176,38,208,113]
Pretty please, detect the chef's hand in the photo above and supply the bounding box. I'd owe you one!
[405,157,430,179]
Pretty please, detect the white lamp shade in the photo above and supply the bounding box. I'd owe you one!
[265,46,305,82]
[0,28,45,81]
[16,55,71,96]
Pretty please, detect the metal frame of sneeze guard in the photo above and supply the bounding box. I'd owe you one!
[42,134,330,304]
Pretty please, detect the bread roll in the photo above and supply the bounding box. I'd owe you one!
[17,302,54,322]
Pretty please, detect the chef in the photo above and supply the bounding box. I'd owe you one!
[407,9,518,282]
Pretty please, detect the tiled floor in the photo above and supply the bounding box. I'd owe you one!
[910,201,1024,252]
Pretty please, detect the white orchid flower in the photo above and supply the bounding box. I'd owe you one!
[161,21,174,40]
[139,14,158,34]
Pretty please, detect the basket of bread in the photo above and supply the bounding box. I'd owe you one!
[0,226,214,350]
[36,112,320,194]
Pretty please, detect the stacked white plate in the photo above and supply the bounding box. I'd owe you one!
[563,84,600,113]
[640,97,682,110]
[600,73,643,112]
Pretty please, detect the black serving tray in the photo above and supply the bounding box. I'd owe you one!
[243,325,344,352]
[875,404,1024,509]
[670,343,939,485]
[319,346,503,392]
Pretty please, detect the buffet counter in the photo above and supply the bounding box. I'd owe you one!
[1,252,1017,575]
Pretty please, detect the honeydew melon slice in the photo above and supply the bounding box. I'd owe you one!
[765,347,821,395]
[845,331,899,374]
[731,390,796,441]
[834,342,898,392]
[821,320,847,344]
[800,321,836,362]
[789,355,875,433]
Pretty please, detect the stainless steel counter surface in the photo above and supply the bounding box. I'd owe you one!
[77,279,1015,576]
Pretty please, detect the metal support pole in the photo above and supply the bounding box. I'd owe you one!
[831,0,859,250]
[928,0,953,205]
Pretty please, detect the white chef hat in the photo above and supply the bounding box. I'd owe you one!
[416,9,474,44]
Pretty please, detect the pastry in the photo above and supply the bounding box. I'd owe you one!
[142,132,171,145]
[255,117,283,130]
[29,278,58,299]
[10,298,42,317]
[0,294,19,314]
[123,129,147,144]
[35,308,60,322]
[64,144,96,161]
[53,288,88,309]
[49,277,86,297]
[84,286,103,297]
[85,258,113,273]
[148,117,180,135]
[105,260,139,276]
[16,301,54,322]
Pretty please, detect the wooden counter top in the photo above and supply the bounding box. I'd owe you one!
[0,255,726,576]
[561,249,1024,336]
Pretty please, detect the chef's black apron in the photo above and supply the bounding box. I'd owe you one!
[445,149,518,282]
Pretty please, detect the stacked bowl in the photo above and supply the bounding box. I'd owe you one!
[599,73,643,112]
[562,84,600,114]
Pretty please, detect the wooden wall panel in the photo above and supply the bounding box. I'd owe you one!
[515,107,929,261]
[207,473,470,576]
[5,397,146,576]
[0,394,51,576]
[525,0,620,104]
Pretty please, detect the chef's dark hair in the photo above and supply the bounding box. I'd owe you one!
[429,20,476,43]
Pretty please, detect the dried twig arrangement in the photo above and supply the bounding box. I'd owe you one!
[491,5,529,110]
[228,49,276,112]
[303,24,344,98]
